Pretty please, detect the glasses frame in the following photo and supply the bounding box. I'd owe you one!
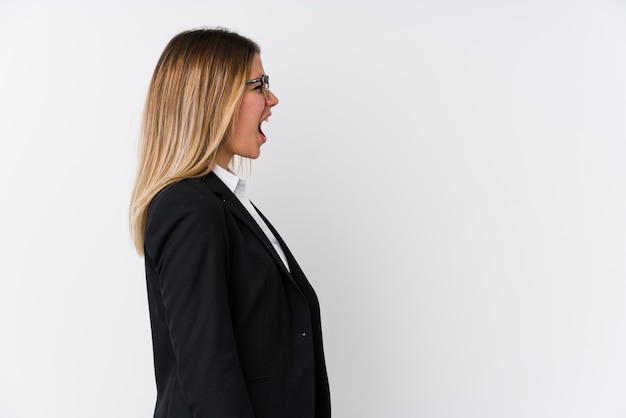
[246,74,270,99]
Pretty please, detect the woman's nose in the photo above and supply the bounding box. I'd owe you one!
[266,89,279,106]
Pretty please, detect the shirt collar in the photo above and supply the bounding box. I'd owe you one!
[212,164,246,197]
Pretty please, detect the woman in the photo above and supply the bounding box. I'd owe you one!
[129,28,331,418]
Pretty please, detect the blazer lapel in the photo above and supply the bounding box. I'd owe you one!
[199,173,301,289]
[253,205,319,304]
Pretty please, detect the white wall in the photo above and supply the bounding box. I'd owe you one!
[1,1,625,417]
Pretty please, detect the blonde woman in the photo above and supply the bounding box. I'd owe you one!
[130,29,331,418]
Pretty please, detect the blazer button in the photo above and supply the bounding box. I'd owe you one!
[298,332,306,337]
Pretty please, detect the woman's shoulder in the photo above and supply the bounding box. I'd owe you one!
[147,177,225,223]
[144,176,230,259]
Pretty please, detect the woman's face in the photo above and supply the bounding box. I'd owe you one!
[217,53,279,168]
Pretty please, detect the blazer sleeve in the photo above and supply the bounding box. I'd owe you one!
[144,182,255,418]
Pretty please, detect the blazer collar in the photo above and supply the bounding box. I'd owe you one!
[199,172,300,287]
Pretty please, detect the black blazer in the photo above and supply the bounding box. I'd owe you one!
[143,172,331,418]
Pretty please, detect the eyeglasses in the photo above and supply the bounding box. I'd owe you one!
[246,74,270,100]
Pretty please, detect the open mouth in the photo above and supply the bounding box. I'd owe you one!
[258,115,270,141]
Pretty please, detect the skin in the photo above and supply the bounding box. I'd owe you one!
[216,53,279,169]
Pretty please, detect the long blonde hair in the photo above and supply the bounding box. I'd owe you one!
[130,28,259,255]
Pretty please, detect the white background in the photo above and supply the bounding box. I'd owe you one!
[1,1,625,417]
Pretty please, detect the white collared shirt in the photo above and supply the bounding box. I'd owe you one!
[212,164,290,272]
